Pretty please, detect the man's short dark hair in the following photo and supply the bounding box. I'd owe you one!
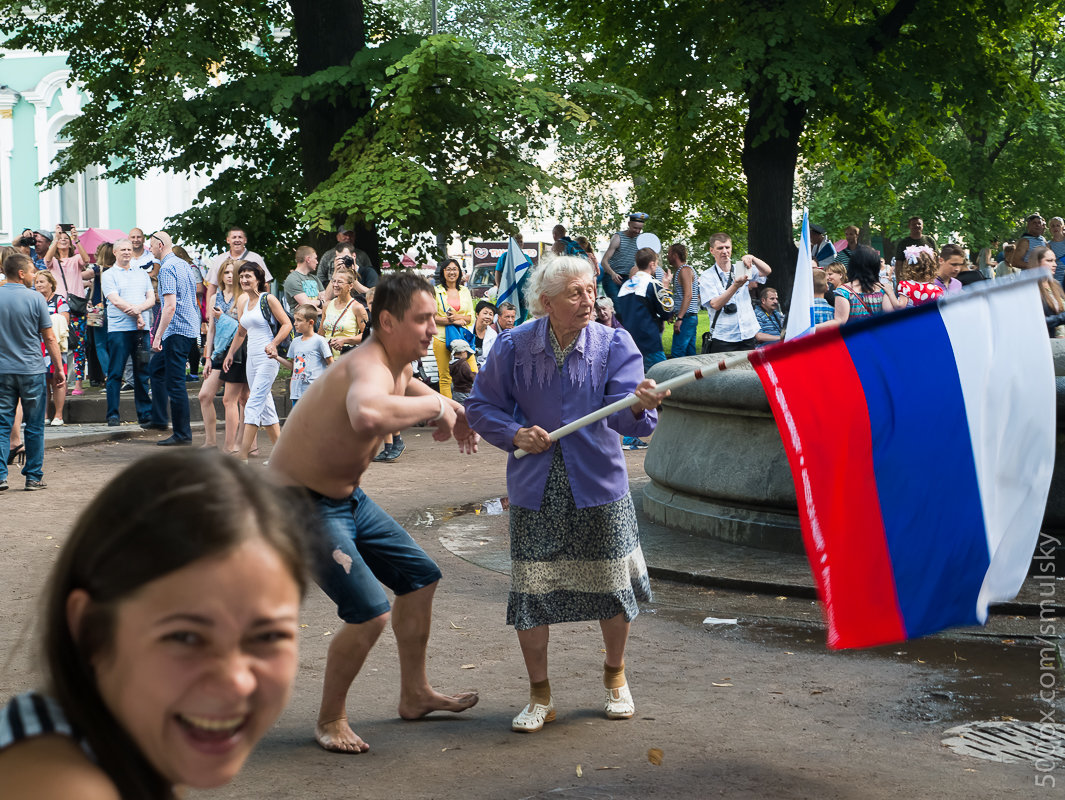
[475,300,497,316]
[372,272,433,331]
[497,301,517,313]
[635,247,658,271]
[4,252,32,280]
[908,216,922,224]
[668,243,688,262]
[709,233,731,248]
[226,225,246,236]
[939,243,965,260]
[335,242,353,256]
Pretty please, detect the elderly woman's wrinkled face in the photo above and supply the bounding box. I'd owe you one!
[544,275,597,335]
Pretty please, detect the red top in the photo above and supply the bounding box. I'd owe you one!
[898,280,943,306]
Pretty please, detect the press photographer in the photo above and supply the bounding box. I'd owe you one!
[698,232,772,354]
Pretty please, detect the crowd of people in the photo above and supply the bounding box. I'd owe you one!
[0,206,1061,798]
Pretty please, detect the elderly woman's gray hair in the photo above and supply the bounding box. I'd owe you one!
[523,255,594,317]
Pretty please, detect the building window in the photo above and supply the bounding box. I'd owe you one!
[54,137,101,229]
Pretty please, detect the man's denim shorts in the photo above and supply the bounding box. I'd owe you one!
[306,487,442,624]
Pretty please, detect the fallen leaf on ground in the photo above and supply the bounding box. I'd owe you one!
[461,664,476,669]
[809,690,822,695]
[576,765,583,777]
[711,682,733,688]
[647,748,664,766]
[449,622,464,629]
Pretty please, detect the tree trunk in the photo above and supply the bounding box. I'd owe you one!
[741,85,805,308]
[289,0,378,263]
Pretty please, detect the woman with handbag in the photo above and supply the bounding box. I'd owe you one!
[223,262,291,462]
[200,258,248,452]
[34,271,70,426]
[432,258,474,398]
[45,225,92,396]
[321,267,367,357]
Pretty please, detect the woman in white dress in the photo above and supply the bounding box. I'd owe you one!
[223,262,291,461]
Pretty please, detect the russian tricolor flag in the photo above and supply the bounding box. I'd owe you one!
[750,275,1055,649]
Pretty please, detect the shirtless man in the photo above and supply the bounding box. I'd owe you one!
[269,272,480,754]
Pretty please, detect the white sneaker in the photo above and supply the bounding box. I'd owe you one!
[49,418,64,426]
[512,699,555,732]
[605,683,634,719]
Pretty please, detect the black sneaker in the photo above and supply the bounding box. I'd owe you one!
[372,444,394,463]
[107,418,121,427]
[390,436,405,458]
[0,479,7,491]
[121,383,134,392]
[25,479,47,491]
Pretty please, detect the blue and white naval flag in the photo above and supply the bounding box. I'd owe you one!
[497,236,531,324]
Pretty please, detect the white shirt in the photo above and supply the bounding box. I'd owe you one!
[698,262,767,342]
[131,250,158,271]
[205,249,270,286]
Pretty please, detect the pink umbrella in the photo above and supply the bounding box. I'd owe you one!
[833,238,847,252]
[79,228,128,260]
[400,253,416,268]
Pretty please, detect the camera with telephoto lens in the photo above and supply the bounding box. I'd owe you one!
[340,255,355,268]
[723,302,737,314]
[16,236,35,248]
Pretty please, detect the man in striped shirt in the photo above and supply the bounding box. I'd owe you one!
[146,231,200,446]
[668,243,700,358]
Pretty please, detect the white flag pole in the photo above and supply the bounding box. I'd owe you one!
[513,352,752,459]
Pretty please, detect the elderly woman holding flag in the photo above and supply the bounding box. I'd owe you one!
[465,255,667,734]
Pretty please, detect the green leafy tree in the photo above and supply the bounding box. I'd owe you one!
[809,13,1065,252]
[0,1,583,269]
[534,0,1060,297]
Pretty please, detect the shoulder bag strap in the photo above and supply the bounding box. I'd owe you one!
[330,299,356,337]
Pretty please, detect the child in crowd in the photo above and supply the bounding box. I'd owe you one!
[448,338,477,403]
[810,268,835,326]
[269,304,332,410]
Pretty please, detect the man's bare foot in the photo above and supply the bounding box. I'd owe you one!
[398,689,479,720]
[315,718,370,753]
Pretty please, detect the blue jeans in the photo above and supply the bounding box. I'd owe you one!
[107,330,151,423]
[671,313,698,358]
[307,487,442,624]
[90,317,109,379]
[643,350,667,372]
[0,373,47,483]
[149,333,193,440]
[602,270,622,305]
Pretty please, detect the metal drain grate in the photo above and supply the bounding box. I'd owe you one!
[942,721,1065,764]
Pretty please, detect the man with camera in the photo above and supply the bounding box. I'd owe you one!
[698,233,772,354]
[318,225,377,289]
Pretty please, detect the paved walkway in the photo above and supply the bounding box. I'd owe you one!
[29,422,1061,636]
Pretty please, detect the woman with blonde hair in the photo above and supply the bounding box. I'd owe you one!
[321,267,368,357]
[1028,246,1065,337]
[200,258,248,451]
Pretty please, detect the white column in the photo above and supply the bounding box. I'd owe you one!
[0,89,17,239]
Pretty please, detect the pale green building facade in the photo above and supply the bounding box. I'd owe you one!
[0,49,207,244]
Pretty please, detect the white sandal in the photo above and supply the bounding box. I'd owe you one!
[512,699,555,732]
[605,683,634,719]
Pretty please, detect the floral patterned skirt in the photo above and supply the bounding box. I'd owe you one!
[507,448,651,630]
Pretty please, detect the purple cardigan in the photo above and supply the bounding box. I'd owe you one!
[465,317,656,511]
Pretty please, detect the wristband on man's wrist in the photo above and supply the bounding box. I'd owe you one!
[431,395,446,422]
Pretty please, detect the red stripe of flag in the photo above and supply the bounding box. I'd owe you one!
[751,332,907,649]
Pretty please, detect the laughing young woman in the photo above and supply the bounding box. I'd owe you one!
[0,450,308,799]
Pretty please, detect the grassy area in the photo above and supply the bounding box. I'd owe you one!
[659,308,711,355]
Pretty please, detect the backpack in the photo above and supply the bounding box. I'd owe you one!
[259,294,292,357]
